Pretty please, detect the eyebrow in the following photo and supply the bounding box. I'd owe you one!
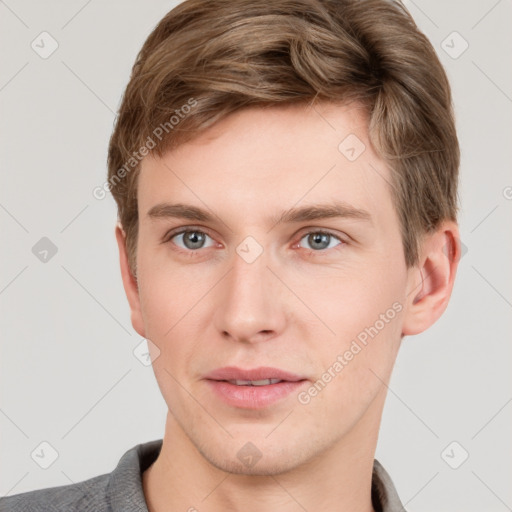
[147,201,372,227]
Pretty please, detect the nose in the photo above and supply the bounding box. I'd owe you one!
[213,241,287,344]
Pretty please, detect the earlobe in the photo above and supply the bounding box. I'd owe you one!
[115,222,146,338]
[402,222,461,336]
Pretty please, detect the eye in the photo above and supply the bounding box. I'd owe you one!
[166,229,217,251]
[297,230,344,252]
[163,227,345,256]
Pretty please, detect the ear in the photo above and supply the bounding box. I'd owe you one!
[115,222,146,338]
[402,221,461,336]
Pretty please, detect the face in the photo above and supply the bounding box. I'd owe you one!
[120,102,415,475]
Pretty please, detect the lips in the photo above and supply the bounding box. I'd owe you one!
[204,366,307,384]
[204,367,309,408]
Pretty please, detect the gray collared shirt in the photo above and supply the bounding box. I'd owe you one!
[0,439,406,511]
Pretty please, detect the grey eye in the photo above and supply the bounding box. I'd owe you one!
[173,231,214,250]
[299,232,342,251]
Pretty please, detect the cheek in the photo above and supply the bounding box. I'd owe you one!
[300,306,403,428]
[136,257,212,371]
[136,248,205,337]
[306,263,405,386]
[308,262,403,332]
[138,272,202,408]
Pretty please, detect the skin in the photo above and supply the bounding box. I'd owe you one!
[115,101,460,512]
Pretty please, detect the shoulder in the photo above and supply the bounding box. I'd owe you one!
[0,440,162,512]
[0,473,111,512]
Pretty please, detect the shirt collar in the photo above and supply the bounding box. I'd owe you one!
[107,439,162,512]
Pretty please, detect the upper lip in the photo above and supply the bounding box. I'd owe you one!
[204,366,307,382]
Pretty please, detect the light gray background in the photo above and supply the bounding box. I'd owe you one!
[1,1,511,510]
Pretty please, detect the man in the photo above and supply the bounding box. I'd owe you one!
[1,0,461,510]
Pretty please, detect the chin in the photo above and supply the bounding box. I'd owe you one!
[195,435,317,477]
[206,452,302,477]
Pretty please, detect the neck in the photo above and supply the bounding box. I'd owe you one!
[142,394,386,512]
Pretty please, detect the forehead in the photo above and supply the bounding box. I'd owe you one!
[138,102,395,227]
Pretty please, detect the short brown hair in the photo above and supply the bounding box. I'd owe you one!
[107,0,460,277]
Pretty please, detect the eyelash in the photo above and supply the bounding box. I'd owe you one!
[162,226,346,257]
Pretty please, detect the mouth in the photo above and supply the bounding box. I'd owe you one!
[224,378,288,386]
[204,366,307,383]
[203,367,308,409]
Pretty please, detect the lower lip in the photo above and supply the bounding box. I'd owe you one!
[205,379,308,409]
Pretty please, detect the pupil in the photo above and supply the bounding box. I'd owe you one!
[310,233,329,250]
[185,231,204,249]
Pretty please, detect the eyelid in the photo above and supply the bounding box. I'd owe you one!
[162,225,217,245]
[294,228,347,252]
[162,225,348,254]
[296,227,346,242]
